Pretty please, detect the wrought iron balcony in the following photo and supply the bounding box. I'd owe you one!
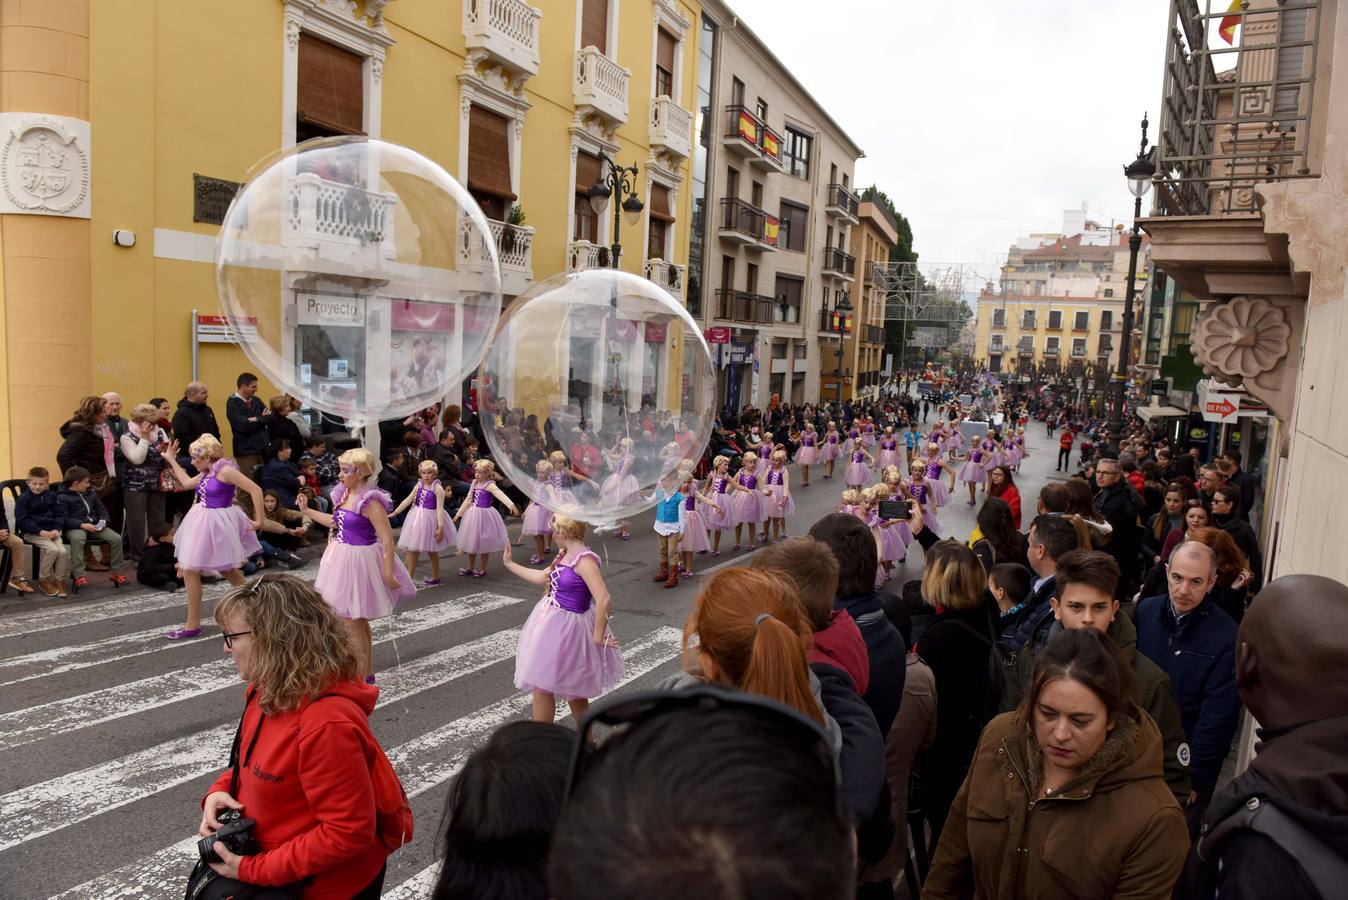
[644,258,687,299]
[719,197,765,245]
[824,183,859,223]
[714,288,774,324]
[821,245,856,279]
[1017,338,1035,356]
[574,46,629,126]
[463,0,542,78]
[819,306,853,334]
[722,105,783,171]
[1152,0,1322,216]
[649,95,693,160]
[459,216,534,297]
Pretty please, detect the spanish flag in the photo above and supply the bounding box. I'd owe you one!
[1218,0,1242,45]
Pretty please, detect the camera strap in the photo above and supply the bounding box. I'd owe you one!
[228,688,264,797]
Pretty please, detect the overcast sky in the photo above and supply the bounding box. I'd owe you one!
[725,0,1171,281]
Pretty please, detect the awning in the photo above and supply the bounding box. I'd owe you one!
[1137,404,1188,422]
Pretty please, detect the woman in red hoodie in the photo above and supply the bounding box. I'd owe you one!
[199,574,390,898]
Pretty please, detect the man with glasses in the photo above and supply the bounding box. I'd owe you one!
[1212,485,1263,593]
[1197,464,1228,512]
[1093,456,1143,601]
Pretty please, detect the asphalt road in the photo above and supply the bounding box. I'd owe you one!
[0,420,1059,899]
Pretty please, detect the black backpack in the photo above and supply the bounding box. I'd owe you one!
[950,616,1015,726]
[1194,792,1348,900]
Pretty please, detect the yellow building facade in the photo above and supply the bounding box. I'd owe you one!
[0,0,701,475]
[972,292,1125,375]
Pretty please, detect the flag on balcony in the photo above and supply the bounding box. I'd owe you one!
[761,130,780,160]
[738,111,759,144]
[763,216,780,247]
[1218,0,1242,44]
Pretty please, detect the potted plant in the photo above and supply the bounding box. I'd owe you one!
[500,204,526,256]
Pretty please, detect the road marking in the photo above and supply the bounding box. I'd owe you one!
[0,589,202,638]
[45,627,682,900]
[0,624,525,852]
[0,591,527,748]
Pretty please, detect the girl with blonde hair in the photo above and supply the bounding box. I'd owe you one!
[702,454,741,556]
[300,447,416,680]
[453,459,520,576]
[730,452,764,551]
[759,449,794,543]
[163,433,265,640]
[392,459,455,585]
[519,458,556,565]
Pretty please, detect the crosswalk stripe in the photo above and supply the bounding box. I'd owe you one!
[0,591,527,749]
[382,862,441,900]
[0,623,528,852]
[44,626,683,900]
[0,589,200,638]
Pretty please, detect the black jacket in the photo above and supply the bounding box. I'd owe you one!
[171,398,220,458]
[260,459,301,508]
[1004,574,1056,652]
[225,395,270,457]
[263,413,305,455]
[15,489,64,534]
[833,589,907,739]
[1214,512,1263,591]
[56,486,111,530]
[813,661,886,826]
[1095,482,1142,591]
[56,421,108,477]
[137,540,180,587]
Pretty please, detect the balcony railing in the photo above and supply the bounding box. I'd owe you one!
[863,325,885,345]
[1071,345,1087,357]
[285,172,399,266]
[820,245,856,279]
[459,216,535,295]
[644,258,687,299]
[649,95,693,160]
[819,307,853,334]
[719,197,765,244]
[566,239,609,271]
[574,46,629,125]
[463,0,542,78]
[714,289,774,324]
[988,340,1006,353]
[824,183,859,221]
[722,105,783,171]
[1022,316,1036,329]
[1043,345,1061,356]
[1017,340,1035,356]
[1152,0,1322,216]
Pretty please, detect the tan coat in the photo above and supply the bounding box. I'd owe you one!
[923,707,1188,900]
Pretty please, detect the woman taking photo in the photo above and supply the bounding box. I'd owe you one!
[199,575,393,898]
[924,628,1187,899]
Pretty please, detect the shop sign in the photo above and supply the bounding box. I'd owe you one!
[195,314,258,344]
[704,326,731,344]
[297,294,365,327]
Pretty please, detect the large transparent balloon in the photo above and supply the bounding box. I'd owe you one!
[478,269,716,529]
[215,137,501,428]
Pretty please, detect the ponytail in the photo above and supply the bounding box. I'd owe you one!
[743,616,825,726]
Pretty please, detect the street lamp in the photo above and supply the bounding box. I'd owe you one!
[833,288,853,407]
[587,152,643,269]
[1107,113,1156,451]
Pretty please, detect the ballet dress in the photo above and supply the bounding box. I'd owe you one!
[1007,436,1025,467]
[861,424,877,449]
[514,549,624,701]
[844,450,872,486]
[822,432,842,463]
[763,468,794,518]
[876,437,902,471]
[873,510,906,565]
[548,471,579,512]
[843,429,861,457]
[600,454,641,509]
[796,433,820,465]
[314,485,416,620]
[680,493,711,552]
[959,449,988,484]
[174,459,263,573]
[910,481,943,536]
[925,460,951,507]
[456,481,510,554]
[520,486,553,537]
[730,471,764,525]
[706,475,737,530]
[397,484,456,553]
[946,427,965,452]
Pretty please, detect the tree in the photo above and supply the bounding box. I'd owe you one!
[860,186,922,368]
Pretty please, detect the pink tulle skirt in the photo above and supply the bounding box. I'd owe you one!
[514,599,624,701]
[1007,445,1024,466]
[456,505,509,554]
[731,488,764,525]
[706,492,736,530]
[175,505,263,573]
[876,448,902,470]
[821,442,841,461]
[893,518,914,547]
[959,460,987,484]
[762,483,794,519]
[947,430,965,450]
[600,474,641,508]
[844,461,873,486]
[796,445,819,465]
[920,506,943,537]
[878,522,906,563]
[314,541,416,620]
[521,501,553,536]
[681,508,711,552]
[397,504,456,553]
[927,476,950,507]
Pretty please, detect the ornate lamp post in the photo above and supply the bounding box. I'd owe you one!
[1107,113,1156,450]
[587,151,644,269]
[833,288,853,408]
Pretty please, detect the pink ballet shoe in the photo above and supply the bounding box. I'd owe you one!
[712,550,720,557]
[472,569,486,577]
[732,544,740,551]
[165,626,202,640]
[457,567,472,576]
[528,554,542,565]
[423,577,441,586]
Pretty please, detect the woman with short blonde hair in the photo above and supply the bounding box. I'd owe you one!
[121,403,172,559]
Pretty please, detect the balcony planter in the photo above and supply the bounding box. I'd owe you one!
[500,204,526,255]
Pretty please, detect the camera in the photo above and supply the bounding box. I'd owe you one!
[878,500,907,520]
[198,808,258,863]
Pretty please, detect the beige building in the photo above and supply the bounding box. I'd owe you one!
[821,199,895,403]
[687,0,863,412]
[1140,0,1348,585]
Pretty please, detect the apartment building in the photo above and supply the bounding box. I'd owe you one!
[821,199,896,404]
[0,0,702,474]
[686,0,864,411]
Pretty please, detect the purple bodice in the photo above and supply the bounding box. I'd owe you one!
[545,553,597,613]
[767,469,784,486]
[911,482,929,504]
[332,506,376,546]
[827,433,838,444]
[471,484,494,508]
[739,472,757,489]
[982,439,995,452]
[802,435,816,447]
[851,451,865,464]
[849,430,860,440]
[195,472,237,509]
[684,494,697,511]
[864,425,875,434]
[925,461,941,479]
[414,485,436,509]
[881,438,897,450]
[970,449,984,463]
[713,475,729,494]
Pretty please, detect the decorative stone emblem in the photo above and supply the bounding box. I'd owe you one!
[0,114,90,218]
[1192,295,1292,381]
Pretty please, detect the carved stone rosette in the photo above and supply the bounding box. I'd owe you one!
[1191,295,1303,421]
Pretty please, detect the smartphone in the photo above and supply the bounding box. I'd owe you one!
[878,500,906,520]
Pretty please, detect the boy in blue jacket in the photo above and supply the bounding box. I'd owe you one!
[57,465,127,589]
[15,466,70,597]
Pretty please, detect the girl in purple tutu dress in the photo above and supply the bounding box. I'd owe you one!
[676,465,722,577]
[702,455,742,556]
[959,446,989,505]
[843,445,875,490]
[759,450,794,543]
[861,418,877,450]
[300,448,416,680]
[821,421,842,479]
[453,459,521,577]
[839,488,862,520]
[731,452,765,550]
[908,458,943,537]
[945,420,965,457]
[923,443,958,507]
[980,434,1001,471]
[520,459,556,565]
[754,433,776,480]
[162,435,265,639]
[870,483,907,577]
[876,426,902,470]
[600,438,640,541]
[392,460,456,585]
[506,515,622,723]
[795,422,820,486]
[842,424,862,458]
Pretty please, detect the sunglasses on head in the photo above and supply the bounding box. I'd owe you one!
[564,685,844,819]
